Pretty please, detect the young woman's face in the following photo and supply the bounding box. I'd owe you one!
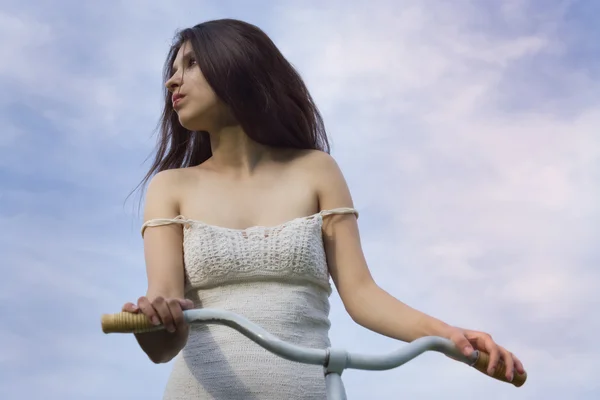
[165,41,223,131]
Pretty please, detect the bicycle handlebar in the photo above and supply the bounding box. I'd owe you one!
[101,309,527,388]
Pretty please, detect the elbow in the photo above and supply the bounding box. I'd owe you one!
[342,280,380,324]
[134,330,186,364]
[348,309,365,326]
[138,340,177,364]
[147,350,174,364]
[346,305,372,329]
[346,303,370,327]
[148,352,163,364]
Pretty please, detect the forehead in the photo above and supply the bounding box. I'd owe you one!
[174,41,193,60]
[170,42,192,72]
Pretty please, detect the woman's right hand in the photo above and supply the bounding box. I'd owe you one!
[122,296,195,334]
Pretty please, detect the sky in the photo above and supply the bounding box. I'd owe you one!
[1,0,599,399]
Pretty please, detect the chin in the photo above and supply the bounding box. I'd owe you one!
[176,102,219,131]
[177,112,204,131]
[177,117,194,131]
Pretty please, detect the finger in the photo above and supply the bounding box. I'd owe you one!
[168,298,187,331]
[485,338,501,376]
[500,348,515,382]
[153,297,175,332]
[137,296,161,326]
[122,302,139,313]
[452,333,475,357]
[513,354,525,374]
[178,299,195,310]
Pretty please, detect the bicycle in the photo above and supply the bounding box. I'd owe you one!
[101,308,527,399]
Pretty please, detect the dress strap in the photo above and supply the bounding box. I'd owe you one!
[319,207,359,219]
[141,215,188,237]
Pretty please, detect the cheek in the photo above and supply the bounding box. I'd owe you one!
[195,88,220,111]
[184,75,220,116]
[179,90,220,124]
[189,95,217,116]
[187,78,216,104]
[188,71,211,92]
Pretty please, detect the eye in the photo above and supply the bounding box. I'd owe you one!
[187,57,197,68]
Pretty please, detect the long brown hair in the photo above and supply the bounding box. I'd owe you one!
[139,19,330,190]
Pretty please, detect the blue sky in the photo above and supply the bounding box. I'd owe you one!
[1,0,598,399]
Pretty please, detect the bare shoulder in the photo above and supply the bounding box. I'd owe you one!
[145,169,185,200]
[144,168,192,219]
[288,149,340,174]
[147,168,178,188]
[291,149,354,211]
[147,166,202,192]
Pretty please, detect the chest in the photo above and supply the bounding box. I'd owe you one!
[180,172,318,230]
[180,217,332,293]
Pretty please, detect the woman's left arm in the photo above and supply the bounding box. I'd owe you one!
[313,152,525,382]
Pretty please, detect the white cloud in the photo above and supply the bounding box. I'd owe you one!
[1,0,598,399]
[0,11,54,80]
[273,0,599,397]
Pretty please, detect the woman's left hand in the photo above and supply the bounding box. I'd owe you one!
[444,326,526,382]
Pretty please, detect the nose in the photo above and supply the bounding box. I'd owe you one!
[165,70,182,93]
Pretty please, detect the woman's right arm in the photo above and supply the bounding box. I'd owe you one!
[125,170,194,364]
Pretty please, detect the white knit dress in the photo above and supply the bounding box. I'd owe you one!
[141,207,358,400]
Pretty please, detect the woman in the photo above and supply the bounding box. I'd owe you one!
[122,19,525,399]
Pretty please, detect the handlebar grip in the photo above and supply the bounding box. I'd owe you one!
[101,312,164,334]
[472,351,527,387]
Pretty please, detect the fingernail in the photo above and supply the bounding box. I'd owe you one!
[131,304,139,311]
[464,346,473,354]
[152,316,160,325]
[489,368,496,376]
[168,326,175,333]
[509,374,514,382]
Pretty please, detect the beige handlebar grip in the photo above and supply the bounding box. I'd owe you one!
[101,312,164,334]
[472,351,527,387]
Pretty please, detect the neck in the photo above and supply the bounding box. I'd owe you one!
[207,125,271,175]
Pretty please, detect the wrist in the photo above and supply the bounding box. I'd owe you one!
[422,318,455,338]
[437,324,463,339]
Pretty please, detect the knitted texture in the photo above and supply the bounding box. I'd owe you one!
[141,208,358,399]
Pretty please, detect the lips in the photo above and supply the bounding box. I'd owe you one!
[172,94,185,107]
